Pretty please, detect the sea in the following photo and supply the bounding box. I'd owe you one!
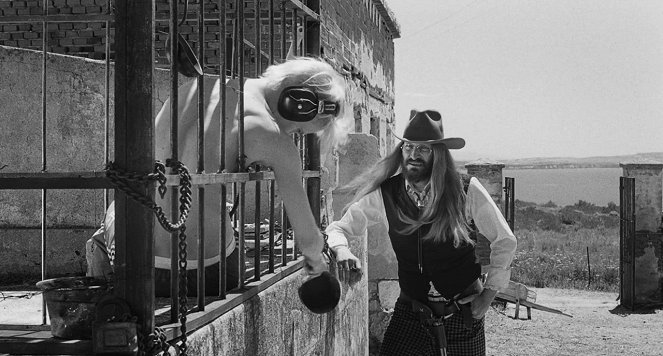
[501,167,623,207]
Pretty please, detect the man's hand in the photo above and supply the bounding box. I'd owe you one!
[459,288,498,319]
[332,245,362,272]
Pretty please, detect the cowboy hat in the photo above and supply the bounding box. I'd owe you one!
[393,109,465,149]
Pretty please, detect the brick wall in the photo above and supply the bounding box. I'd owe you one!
[0,0,398,152]
[0,0,111,59]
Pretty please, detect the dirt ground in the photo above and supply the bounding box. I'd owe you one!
[484,288,663,356]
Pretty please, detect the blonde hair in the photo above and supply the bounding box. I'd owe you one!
[262,57,350,156]
[343,143,473,247]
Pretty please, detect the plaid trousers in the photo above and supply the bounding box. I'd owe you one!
[379,298,486,356]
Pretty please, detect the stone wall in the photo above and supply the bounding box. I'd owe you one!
[620,161,663,307]
[187,230,369,355]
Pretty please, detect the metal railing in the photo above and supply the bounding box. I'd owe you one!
[0,0,324,354]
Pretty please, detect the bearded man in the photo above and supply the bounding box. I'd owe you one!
[325,110,517,355]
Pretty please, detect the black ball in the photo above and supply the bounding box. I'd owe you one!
[298,271,341,314]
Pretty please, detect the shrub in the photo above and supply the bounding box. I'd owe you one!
[510,228,619,292]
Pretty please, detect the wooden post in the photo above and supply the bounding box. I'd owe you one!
[113,0,155,336]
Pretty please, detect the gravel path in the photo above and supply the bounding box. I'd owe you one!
[485,288,663,356]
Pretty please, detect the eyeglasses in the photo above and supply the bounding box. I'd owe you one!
[401,143,432,155]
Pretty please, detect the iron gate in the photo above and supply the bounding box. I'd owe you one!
[504,176,515,231]
[0,0,325,354]
[619,176,636,309]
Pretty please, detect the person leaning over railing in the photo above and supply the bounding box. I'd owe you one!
[87,57,351,313]
[325,110,517,355]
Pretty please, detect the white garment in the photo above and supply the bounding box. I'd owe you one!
[325,176,517,292]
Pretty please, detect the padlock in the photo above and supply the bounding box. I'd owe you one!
[93,295,139,355]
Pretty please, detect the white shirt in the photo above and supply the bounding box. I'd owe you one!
[325,176,517,292]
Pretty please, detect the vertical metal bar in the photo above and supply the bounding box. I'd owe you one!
[291,9,297,57]
[629,178,636,309]
[238,182,246,288]
[41,190,47,326]
[197,0,207,311]
[237,0,245,171]
[219,0,228,173]
[255,0,261,75]
[280,0,286,60]
[279,0,287,266]
[304,2,322,262]
[268,180,275,272]
[237,0,247,289]
[218,0,228,299]
[306,125,321,261]
[197,182,205,307]
[254,179,261,280]
[281,200,288,266]
[619,177,625,306]
[104,2,112,208]
[114,0,156,336]
[40,0,48,326]
[268,0,274,65]
[302,15,307,56]
[219,180,228,298]
[169,0,180,324]
[504,177,515,232]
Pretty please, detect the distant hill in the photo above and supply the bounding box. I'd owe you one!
[459,152,663,169]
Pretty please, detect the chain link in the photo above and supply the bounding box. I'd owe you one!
[139,327,170,356]
[105,160,191,356]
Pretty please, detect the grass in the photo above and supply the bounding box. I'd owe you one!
[510,227,620,292]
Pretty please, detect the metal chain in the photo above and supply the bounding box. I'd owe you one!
[139,327,170,356]
[178,226,188,356]
[105,159,191,356]
[106,160,191,232]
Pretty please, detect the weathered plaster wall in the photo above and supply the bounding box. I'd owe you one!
[0,46,175,282]
[620,162,663,232]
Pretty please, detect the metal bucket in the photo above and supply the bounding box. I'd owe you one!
[36,276,110,339]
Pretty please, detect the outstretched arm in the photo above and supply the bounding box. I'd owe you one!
[325,188,387,272]
[243,124,327,275]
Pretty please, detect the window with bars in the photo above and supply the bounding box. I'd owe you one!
[0,1,332,354]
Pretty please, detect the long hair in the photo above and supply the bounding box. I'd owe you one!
[344,142,473,247]
[262,57,351,156]
[343,143,403,208]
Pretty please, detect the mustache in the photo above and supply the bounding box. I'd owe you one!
[406,159,425,165]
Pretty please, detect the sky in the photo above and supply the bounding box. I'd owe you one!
[383,0,663,160]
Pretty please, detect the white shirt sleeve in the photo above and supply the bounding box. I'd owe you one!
[325,188,388,250]
[466,177,517,291]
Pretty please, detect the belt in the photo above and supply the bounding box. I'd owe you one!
[399,279,483,356]
[399,292,461,319]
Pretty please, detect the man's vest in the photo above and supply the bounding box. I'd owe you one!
[381,174,481,302]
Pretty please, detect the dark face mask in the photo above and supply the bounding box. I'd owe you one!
[277,86,339,122]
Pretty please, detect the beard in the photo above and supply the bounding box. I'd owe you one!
[401,158,432,183]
